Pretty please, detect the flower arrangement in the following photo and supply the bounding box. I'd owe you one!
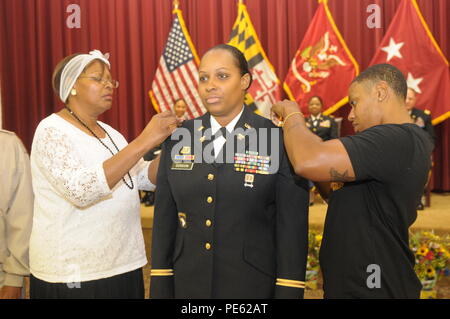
[306,230,322,289]
[409,230,450,294]
[305,229,450,294]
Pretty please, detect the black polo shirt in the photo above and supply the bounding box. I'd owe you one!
[320,123,433,298]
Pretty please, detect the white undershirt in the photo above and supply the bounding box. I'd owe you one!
[210,106,244,158]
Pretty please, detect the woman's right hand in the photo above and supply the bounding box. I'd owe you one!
[138,111,181,149]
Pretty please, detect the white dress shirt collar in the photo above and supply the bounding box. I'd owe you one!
[210,105,245,134]
[311,113,322,122]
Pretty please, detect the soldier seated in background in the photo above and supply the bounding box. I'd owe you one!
[305,96,338,141]
[405,87,435,210]
[174,98,189,121]
[305,96,338,205]
[405,88,435,143]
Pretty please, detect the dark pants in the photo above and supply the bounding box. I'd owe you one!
[30,268,144,299]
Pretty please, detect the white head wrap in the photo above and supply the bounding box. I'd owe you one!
[59,49,111,103]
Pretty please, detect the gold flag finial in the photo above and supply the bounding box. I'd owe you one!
[239,0,243,4]
[174,0,180,10]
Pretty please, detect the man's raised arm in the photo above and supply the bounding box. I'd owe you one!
[271,100,355,183]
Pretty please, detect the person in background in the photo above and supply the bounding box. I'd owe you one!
[405,88,435,143]
[0,130,34,299]
[174,98,189,121]
[405,87,435,210]
[305,96,338,141]
[29,50,179,298]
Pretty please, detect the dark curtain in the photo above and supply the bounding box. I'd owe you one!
[0,0,448,190]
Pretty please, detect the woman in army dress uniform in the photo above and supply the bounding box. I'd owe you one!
[150,44,309,299]
[305,96,338,141]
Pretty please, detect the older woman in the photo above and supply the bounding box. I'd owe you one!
[29,50,178,298]
[150,45,309,299]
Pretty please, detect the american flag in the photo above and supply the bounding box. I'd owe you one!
[150,9,206,119]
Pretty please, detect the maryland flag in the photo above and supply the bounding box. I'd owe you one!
[228,1,282,119]
[149,2,206,119]
[284,0,358,115]
[369,0,450,125]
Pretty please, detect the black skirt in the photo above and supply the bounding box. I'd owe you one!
[30,268,144,299]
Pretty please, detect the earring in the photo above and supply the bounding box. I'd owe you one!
[71,89,77,96]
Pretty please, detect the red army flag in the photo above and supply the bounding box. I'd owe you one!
[284,0,359,115]
[369,0,450,125]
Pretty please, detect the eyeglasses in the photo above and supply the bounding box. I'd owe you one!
[78,76,119,89]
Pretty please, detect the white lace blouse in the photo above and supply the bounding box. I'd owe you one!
[29,114,154,283]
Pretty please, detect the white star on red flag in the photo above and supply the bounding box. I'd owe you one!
[381,38,404,62]
[406,72,423,94]
[369,0,450,125]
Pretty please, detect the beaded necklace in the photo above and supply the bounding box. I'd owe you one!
[65,106,134,190]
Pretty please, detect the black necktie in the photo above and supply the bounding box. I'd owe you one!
[217,127,227,140]
[215,127,227,163]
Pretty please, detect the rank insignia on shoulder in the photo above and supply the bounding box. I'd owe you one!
[199,136,206,143]
[244,174,254,188]
[424,109,431,115]
[237,133,245,140]
[244,123,252,129]
[180,146,191,154]
[178,213,187,228]
[197,126,205,131]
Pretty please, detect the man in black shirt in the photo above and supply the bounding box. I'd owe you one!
[272,64,433,298]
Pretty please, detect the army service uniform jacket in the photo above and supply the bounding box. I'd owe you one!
[305,114,338,141]
[150,107,309,299]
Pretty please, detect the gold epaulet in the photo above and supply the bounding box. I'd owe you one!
[424,109,431,115]
[276,278,305,289]
[150,269,174,276]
